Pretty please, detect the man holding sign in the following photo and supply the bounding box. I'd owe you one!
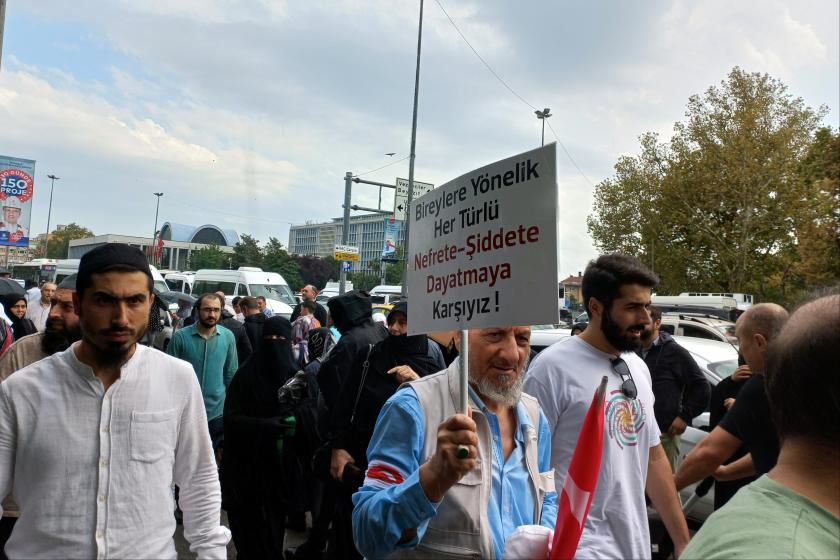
[352,326,557,559]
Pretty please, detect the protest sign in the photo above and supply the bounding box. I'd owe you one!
[407,144,558,334]
[0,155,36,248]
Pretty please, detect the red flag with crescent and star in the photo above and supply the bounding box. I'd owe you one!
[550,375,608,560]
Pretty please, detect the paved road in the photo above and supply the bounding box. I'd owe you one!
[174,511,308,559]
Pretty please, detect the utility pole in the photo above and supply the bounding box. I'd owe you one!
[535,108,552,147]
[45,174,60,257]
[339,173,352,295]
[152,192,163,266]
[401,0,425,298]
[0,0,6,72]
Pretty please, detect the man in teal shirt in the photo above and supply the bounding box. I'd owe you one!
[168,293,238,451]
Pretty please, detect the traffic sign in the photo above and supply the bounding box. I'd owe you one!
[393,177,434,221]
[342,261,352,272]
[334,244,360,262]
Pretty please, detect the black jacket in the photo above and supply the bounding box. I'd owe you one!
[641,331,711,432]
[319,291,387,409]
[243,313,266,351]
[220,310,252,364]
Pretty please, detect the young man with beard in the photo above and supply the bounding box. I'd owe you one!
[352,326,558,559]
[168,293,238,453]
[0,243,230,559]
[524,254,689,559]
[0,275,80,382]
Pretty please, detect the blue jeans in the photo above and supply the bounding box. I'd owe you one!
[208,416,224,451]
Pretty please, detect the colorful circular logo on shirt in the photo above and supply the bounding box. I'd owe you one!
[606,389,647,449]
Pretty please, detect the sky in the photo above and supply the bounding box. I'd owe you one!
[1,0,837,277]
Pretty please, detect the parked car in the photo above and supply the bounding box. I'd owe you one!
[529,324,572,353]
[192,267,296,318]
[659,313,738,348]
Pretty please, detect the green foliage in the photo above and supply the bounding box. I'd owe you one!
[232,234,263,268]
[588,67,835,303]
[47,223,94,258]
[293,255,341,290]
[262,237,304,290]
[347,272,379,293]
[189,244,227,270]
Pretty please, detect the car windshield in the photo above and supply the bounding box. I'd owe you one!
[248,283,296,306]
[707,359,738,380]
[712,323,737,337]
[154,280,169,293]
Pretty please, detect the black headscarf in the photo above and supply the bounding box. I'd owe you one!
[245,316,298,415]
[3,295,37,341]
[373,300,440,375]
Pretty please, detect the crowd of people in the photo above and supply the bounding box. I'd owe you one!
[0,244,837,559]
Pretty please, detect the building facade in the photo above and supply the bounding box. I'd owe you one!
[288,214,405,274]
[69,233,234,271]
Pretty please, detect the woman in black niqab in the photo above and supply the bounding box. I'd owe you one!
[222,316,299,559]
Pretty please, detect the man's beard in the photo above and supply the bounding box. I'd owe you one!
[41,317,82,355]
[468,355,529,408]
[199,317,217,329]
[83,323,146,367]
[602,306,645,352]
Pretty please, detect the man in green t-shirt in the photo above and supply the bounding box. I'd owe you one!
[682,293,840,559]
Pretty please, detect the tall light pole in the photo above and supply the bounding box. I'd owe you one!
[535,108,552,146]
[152,192,163,266]
[45,174,60,257]
[0,0,6,71]
[400,0,425,298]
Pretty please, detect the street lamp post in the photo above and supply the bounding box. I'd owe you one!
[45,174,60,257]
[535,108,552,146]
[152,192,163,266]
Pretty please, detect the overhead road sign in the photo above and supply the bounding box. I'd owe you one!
[394,177,434,221]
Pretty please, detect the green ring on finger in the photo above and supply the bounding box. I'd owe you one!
[457,445,469,459]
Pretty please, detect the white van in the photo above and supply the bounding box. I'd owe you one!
[369,284,403,305]
[165,271,195,294]
[680,292,753,312]
[317,280,354,303]
[192,267,296,318]
[652,295,738,321]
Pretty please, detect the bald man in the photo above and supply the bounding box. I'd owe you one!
[675,303,789,490]
[25,282,56,332]
[681,294,840,558]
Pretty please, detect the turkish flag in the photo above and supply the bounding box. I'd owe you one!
[154,234,164,258]
[549,376,608,560]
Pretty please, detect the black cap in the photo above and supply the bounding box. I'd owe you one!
[77,243,153,295]
[57,274,77,291]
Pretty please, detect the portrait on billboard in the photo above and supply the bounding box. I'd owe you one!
[0,156,36,247]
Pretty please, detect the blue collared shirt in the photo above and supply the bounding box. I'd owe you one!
[352,385,558,559]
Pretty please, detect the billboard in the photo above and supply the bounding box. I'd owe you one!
[0,156,36,247]
[382,217,401,262]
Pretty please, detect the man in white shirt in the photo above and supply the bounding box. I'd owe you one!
[524,254,689,559]
[24,282,55,332]
[0,243,230,559]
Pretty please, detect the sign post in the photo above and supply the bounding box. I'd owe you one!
[334,244,360,262]
[393,178,434,221]
[406,144,558,412]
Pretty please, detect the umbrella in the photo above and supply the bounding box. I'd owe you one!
[156,290,196,306]
[0,278,26,298]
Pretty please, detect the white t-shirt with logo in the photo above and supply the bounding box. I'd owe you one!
[524,335,661,560]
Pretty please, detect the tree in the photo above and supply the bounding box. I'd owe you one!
[232,234,263,269]
[588,67,831,301]
[263,237,304,290]
[189,244,227,270]
[293,255,341,290]
[46,223,94,258]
